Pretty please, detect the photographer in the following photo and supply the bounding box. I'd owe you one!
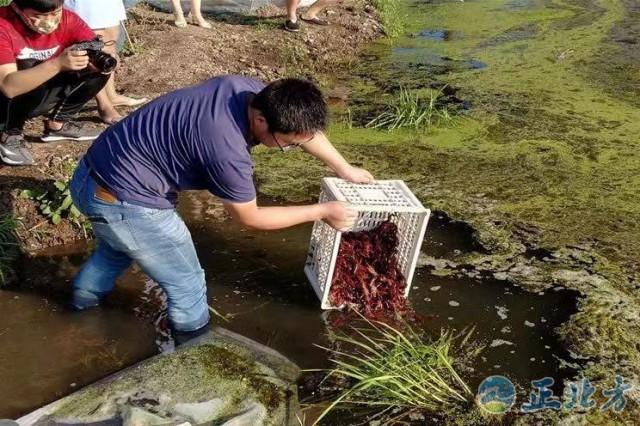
[0,0,114,166]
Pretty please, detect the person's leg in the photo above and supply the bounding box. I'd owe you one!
[189,0,211,28]
[69,160,133,308]
[0,73,64,165]
[92,27,122,124]
[127,209,210,340]
[301,0,338,23]
[0,77,53,134]
[171,0,187,27]
[101,25,148,108]
[284,0,301,31]
[71,241,133,309]
[42,71,109,141]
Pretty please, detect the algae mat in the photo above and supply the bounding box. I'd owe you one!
[17,328,300,425]
[253,0,640,422]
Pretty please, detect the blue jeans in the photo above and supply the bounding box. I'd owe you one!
[70,160,210,332]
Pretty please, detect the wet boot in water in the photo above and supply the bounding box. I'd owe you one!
[171,322,211,346]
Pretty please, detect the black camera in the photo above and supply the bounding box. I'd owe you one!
[70,37,118,74]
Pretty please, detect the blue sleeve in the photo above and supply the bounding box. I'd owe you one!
[205,159,256,203]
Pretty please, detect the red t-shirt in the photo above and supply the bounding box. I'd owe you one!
[0,6,94,66]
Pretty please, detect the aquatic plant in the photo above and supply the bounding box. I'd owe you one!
[0,214,19,286]
[366,87,452,130]
[313,318,474,424]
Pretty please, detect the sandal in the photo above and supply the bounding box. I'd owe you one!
[102,116,121,125]
[174,14,187,28]
[300,16,329,26]
[191,16,212,29]
[111,97,149,108]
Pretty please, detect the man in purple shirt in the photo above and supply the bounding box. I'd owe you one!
[69,75,373,344]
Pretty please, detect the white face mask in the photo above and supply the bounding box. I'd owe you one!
[12,4,61,35]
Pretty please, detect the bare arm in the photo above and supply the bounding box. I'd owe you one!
[301,131,374,183]
[0,48,89,98]
[223,198,357,231]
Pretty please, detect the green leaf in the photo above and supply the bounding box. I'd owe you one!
[51,214,61,225]
[60,195,73,211]
[19,189,34,199]
[53,181,66,192]
[70,205,81,217]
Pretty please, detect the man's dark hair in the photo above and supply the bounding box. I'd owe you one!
[252,78,328,134]
[13,0,64,12]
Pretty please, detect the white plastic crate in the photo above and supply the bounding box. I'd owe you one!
[305,178,431,309]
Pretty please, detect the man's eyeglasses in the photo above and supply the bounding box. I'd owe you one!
[271,132,315,152]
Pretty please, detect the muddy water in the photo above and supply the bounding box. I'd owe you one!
[180,196,580,383]
[0,193,578,418]
[0,290,156,418]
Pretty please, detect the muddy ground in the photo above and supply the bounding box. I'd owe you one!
[0,1,381,251]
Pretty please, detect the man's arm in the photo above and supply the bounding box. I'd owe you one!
[301,131,374,183]
[0,47,89,98]
[223,198,357,231]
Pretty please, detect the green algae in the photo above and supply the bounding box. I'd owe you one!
[52,342,290,420]
[253,0,640,422]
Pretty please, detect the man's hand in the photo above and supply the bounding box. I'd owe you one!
[337,164,374,184]
[55,47,89,72]
[322,201,358,232]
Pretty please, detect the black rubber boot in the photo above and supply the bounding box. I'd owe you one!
[171,322,211,347]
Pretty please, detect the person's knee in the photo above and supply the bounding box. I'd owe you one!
[81,72,111,96]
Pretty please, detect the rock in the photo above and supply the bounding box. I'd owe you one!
[122,407,172,426]
[173,399,226,424]
[221,402,267,426]
[19,328,301,426]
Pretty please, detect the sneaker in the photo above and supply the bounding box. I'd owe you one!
[284,19,300,32]
[0,133,34,166]
[41,121,100,142]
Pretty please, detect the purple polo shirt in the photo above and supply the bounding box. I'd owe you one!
[86,75,265,209]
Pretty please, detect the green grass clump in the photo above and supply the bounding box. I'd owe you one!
[0,214,19,286]
[313,318,474,424]
[371,0,405,38]
[366,87,452,130]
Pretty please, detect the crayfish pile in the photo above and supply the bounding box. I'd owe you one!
[329,220,412,318]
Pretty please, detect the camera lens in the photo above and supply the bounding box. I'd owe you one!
[90,52,118,73]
